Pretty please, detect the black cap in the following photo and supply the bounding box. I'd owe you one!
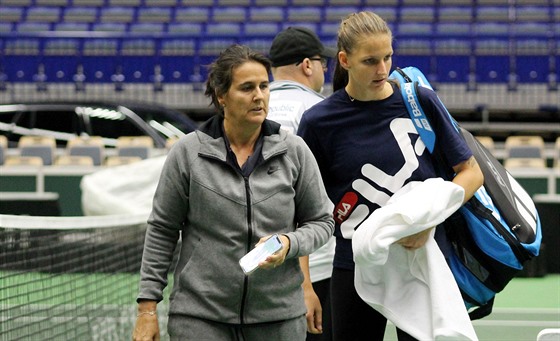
[269,27,337,67]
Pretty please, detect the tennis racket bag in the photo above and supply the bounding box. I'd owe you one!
[390,66,542,320]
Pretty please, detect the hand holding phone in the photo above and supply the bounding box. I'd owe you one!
[239,234,283,274]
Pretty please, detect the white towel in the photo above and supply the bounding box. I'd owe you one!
[353,178,478,341]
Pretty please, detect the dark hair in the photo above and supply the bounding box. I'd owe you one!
[332,11,393,92]
[205,44,272,115]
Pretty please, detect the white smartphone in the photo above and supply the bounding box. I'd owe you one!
[239,234,283,275]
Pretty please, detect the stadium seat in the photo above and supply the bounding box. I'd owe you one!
[244,23,280,36]
[144,0,178,6]
[99,7,135,24]
[254,0,288,5]
[15,22,52,33]
[399,7,436,23]
[54,22,90,32]
[25,7,61,23]
[505,135,545,159]
[92,23,127,33]
[67,136,105,166]
[81,39,120,83]
[72,0,105,6]
[167,23,203,35]
[54,155,95,166]
[0,22,13,32]
[433,39,472,83]
[324,7,359,23]
[108,0,141,6]
[363,0,399,4]
[291,0,325,5]
[400,0,436,4]
[438,6,474,22]
[287,7,323,23]
[212,7,247,23]
[116,136,153,160]
[249,7,284,22]
[35,0,68,5]
[206,23,242,36]
[18,135,56,166]
[158,39,196,83]
[0,134,7,165]
[327,0,361,5]
[120,40,156,83]
[514,38,551,83]
[42,39,80,82]
[3,39,41,82]
[474,39,511,83]
[0,0,32,5]
[63,7,98,23]
[217,0,251,5]
[0,6,24,22]
[475,6,511,22]
[137,7,173,23]
[3,155,44,166]
[179,0,213,5]
[515,6,551,22]
[504,158,547,170]
[104,155,142,166]
[129,23,165,34]
[363,7,397,23]
[174,7,210,23]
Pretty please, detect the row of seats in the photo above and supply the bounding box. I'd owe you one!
[0,134,171,167]
[1,5,557,26]
[476,135,560,170]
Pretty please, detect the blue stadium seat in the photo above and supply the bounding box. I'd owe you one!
[54,22,90,32]
[324,7,359,23]
[217,0,250,5]
[35,0,68,6]
[63,7,98,23]
[71,0,105,6]
[144,0,178,6]
[327,0,360,5]
[399,7,436,23]
[401,0,435,5]
[474,39,511,83]
[178,0,213,5]
[514,37,551,83]
[437,6,473,22]
[319,22,339,39]
[41,39,80,83]
[0,22,13,33]
[108,0,141,6]
[99,7,135,24]
[241,38,274,55]
[244,23,280,36]
[249,7,284,22]
[129,23,165,34]
[475,6,511,22]
[515,6,551,22]
[25,7,61,23]
[120,40,157,83]
[137,7,173,23]
[291,0,325,5]
[0,0,32,5]
[167,23,204,36]
[287,7,322,23]
[81,39,120,83]
[435,22,471,37]
[212,7,246,23]
[206,23,242,36]
[2,39,41,82]
[15,22,52,33]
[92,23,127,33]
[0,6,24,22]
[393,38,433,74]
[174,7,210,23]
[254,0,288,5]
[159,39,196,83]
[363,7,397,23]
[434,39,472,83]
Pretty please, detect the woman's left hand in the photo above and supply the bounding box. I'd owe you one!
[258,234,290,269]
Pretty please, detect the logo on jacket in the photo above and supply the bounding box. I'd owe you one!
[267,165,280,175]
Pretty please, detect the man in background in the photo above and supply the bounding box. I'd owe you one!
[268,26,336,341]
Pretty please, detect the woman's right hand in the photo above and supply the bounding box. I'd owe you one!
[132,314,160,341]
[133,301,160,341]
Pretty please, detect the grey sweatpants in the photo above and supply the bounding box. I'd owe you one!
[168,314,307,341]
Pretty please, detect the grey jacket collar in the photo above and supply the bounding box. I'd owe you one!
[196,115,288,162]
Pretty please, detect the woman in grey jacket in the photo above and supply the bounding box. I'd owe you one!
[132,44,335,341]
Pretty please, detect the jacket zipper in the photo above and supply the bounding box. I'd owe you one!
[240,175,252,324]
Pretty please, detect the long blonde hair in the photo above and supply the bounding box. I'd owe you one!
[332,11,393,91]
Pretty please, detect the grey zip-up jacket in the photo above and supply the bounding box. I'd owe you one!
[138,116,335,325]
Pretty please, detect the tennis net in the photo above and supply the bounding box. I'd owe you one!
[0,213,154,341]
